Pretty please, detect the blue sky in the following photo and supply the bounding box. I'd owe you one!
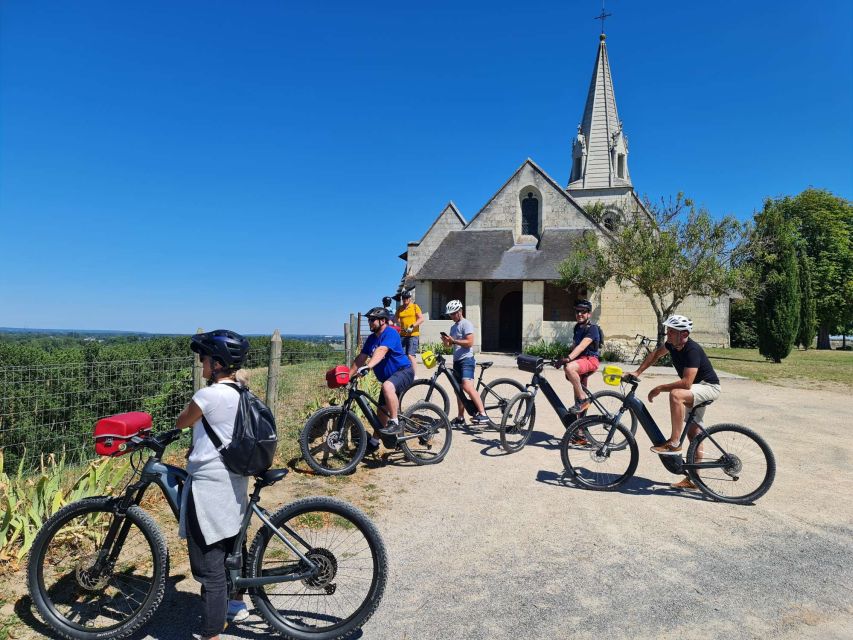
[1,0,851,335]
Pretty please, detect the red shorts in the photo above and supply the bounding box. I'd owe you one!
[570,355,600,377]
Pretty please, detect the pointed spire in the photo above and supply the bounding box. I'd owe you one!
[567,32,631,190]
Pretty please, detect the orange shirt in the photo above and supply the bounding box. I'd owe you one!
[396,303,422,337]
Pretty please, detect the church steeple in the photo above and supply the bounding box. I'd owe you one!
[567,33,631,190]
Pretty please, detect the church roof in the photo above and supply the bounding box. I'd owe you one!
[414,229,587,281]
[567,33,632,190]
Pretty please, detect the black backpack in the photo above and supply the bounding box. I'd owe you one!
[201,382,278,476]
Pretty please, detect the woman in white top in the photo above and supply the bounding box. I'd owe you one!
[176,329,251,640]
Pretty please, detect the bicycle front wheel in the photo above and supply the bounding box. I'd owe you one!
[480,377,526,427]
[399,401,452,465]
[300,407,367,476]
[27,496,168,640]
[499,392,537,453]
[248,496,388,640]
[560,417,638,490]
[398,379,450,415]
[687,423,776,504]
[584,390,637,450]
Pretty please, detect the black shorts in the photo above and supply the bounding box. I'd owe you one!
[377,366,415,406]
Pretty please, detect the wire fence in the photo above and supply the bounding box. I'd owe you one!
[0,346,346,474]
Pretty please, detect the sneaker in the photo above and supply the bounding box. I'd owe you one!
[365,438,381,456]
[227,600,250,623]
[378,419,402,436]
[650,441,682,455]
[471,413,490,425]
[670,477,698,491]
[450,417,466,428]
[568,400,591,415]
[569,433,589,446]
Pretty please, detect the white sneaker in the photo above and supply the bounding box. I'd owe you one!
[227,599,250,623]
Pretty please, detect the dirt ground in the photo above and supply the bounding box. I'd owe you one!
[9,364,853,640]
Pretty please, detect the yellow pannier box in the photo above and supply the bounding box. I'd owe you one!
[421,350,438,369]
[602,365,623,386]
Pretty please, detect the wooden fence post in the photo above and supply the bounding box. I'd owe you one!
[266,329,282,410]
[192,327,204,391]
[344,322,352,365]
[349,313,357,358]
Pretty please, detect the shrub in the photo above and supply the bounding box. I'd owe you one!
[600,344,628,363]
[419,341,452,355]
[730,299,758,348]
[524,341,569,359]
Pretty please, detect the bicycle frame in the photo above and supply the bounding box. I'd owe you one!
[420,355,488,416]
[97,432,323,591]
[337,381,426,444]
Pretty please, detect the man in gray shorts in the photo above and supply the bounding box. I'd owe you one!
[626,314,721,490]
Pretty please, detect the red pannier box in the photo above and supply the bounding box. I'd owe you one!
[94,412,153,457]
[326,366,350,389]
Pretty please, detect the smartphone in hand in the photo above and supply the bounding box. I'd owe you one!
[440,331,449,338]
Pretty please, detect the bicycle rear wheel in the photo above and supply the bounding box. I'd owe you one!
[248,496,387,640]
[480,378,526,428]
[300,407,367,476]
[27,496,168,640]
[686,423,776,504]
[560,418,638,491]
[399,401,452,465]
[398,379,450,415]
[499,392,537,453]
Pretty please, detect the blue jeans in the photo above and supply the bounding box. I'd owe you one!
[452,358,475,381]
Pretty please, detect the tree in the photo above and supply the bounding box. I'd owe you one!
[556,193,748,346]
[795,251,817,349]
[782,189,852,349]
[753,199,800,362]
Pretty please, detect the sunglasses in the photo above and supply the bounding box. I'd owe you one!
[574,309,590,314]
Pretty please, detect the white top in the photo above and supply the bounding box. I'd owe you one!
[188,382,240,465]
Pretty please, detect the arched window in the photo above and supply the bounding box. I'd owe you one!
[617,154,626,179]
[521,192,539,238]
[603,215,615,231]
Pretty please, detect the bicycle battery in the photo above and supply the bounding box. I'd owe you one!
[94,412,153,457]
[517,354,543,373]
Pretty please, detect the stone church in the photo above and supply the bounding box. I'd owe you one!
[399,32,729,353]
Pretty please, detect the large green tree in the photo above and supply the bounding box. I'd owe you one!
[795,252,817,349]
[779,189,852,349]
[753,199,800,362]
[556,194,748,346]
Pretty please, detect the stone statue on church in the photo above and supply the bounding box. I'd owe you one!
[573,124,586,155]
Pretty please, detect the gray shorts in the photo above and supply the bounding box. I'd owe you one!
[689,382,721,426]
[401,336,419,356]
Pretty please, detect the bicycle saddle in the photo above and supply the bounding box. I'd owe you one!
[255,468,289,487]
[478,362,493,369]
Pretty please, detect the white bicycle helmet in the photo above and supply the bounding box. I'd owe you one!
[445,299,463,314]
[663,315,693,332]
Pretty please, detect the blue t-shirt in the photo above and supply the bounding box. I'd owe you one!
[360,326,411,382]
[572,322,601,358]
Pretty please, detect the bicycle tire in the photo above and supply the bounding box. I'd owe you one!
[480,377,526,428]
[584,390,638,450]
[499,392,537,453]
[686,423,776,504]
[398,401,452,465]
[560,417,638,491]
[300,407,367,476]
[27,496,168,640]
[398,379,450,415]
[248,496,388,640]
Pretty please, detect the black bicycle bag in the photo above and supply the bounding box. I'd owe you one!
[517,354,543,373]
[201,382,278,476]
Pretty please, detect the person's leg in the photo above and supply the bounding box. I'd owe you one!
[407,337,419,370]
[381,380,399,421]
[461,379,486,414]
[667,388,694,445]
[452,362,466,419]
[186,491,229,639]
[564,361,584,401]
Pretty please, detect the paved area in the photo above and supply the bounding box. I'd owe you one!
[13,365,853,639]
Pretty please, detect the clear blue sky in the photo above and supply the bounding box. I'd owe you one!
[1,0,851,335]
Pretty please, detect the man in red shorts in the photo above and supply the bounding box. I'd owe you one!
[559,299,602,414]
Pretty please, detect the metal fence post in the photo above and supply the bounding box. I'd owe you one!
[192,327,204,391]
[266,329,282,410]
[344,322,352,365]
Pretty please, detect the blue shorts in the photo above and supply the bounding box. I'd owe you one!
[401,336,419,356]
[452,358,475,381]
[377,366,415,407]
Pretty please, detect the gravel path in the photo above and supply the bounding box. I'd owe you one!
[17,365,851,640]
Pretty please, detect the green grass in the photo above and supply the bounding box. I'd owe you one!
[705,347,853,389]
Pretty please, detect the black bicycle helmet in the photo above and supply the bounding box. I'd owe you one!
[365,307,391,321]
[382,296,393,308]
[190,329,250,370]
[573,299,593,312]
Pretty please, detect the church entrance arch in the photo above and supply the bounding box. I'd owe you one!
[498,291,522,352]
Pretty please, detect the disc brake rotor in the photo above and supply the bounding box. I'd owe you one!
[76,553,111,591]
[325,432,344,453]
[302,548,338,593]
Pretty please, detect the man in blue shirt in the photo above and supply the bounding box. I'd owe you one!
[350,307,414,451]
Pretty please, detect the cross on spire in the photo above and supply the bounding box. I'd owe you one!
[594,1,612,34]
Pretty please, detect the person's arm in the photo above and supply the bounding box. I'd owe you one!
[349,352,368,377]
[648,367,697,402]
[413,306,424,329]
[566,337,593,362]
[176,400,203,429]
[450,331,474,348]
[364,346,389,368]
[626,344,669,378]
